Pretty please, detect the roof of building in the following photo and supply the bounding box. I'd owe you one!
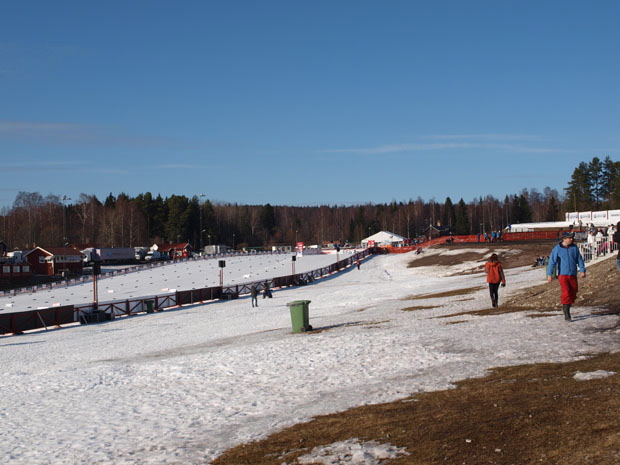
[152,242,193,251]
[361,231,407,244]
[423,224,453,232]
[25,246,85,257]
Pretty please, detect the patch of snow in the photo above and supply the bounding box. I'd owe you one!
[573,370,616,381]
[291,438,409,465]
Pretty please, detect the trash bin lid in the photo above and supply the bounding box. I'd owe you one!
[286,300,311,306]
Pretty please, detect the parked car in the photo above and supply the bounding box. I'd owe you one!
[145,251,169,262]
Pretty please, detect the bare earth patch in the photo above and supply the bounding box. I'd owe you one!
[405,286,485,301]
[402,305,438,312]
[408,241,557,270]
[212,242,620,465]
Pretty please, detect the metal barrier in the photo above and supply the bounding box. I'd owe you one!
[579,239,618,263]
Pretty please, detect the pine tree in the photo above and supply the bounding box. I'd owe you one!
[565,162,593,211]
[441,197,456,228]
[455,199,470,235]
[588,157,605,209]
[602,156,620,209]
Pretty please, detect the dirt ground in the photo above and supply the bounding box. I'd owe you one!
[407,240,555,270]
[212,242,620,465]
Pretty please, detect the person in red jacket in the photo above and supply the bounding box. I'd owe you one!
[484,253,506,307]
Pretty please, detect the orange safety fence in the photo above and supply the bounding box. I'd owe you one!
[380,231,567,254]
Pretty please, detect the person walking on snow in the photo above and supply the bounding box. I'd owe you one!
[250,284,259,307]
[484,253,506,307]
[547,231,586,321]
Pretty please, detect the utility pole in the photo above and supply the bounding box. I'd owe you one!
[199,193,205,252]
[62,195,71,245]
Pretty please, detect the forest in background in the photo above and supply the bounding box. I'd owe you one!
[1,156,618,250]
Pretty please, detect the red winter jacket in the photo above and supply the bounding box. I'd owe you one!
[484,261,506,284]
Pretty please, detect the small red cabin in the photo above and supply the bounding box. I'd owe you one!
[153,242,193,259]
[0,262,32,281]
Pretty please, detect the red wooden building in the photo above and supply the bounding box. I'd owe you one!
[153,242,193,259]
[0,261,32,281]
[25,247,85,276]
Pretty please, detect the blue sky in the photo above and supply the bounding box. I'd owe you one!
[1,1,619,208]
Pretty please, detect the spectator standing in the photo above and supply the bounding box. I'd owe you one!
[263,281,272,298]
[484,253,506,307]
[250,284,259,307]
[614,222,620,272]
[547,232,586,321]
[608,224,616,244]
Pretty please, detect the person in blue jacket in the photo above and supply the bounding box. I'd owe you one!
[547,231,586,321]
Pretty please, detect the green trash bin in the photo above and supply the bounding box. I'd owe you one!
[144,300,155,313]
[286,300,312,333]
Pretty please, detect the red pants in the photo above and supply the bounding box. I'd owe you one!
[558,275,578,305]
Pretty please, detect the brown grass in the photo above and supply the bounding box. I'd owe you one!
[212,353,620,465]
[406,286,484,301]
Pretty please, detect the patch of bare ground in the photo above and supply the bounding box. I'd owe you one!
[212,243,620,465]
[402,305,438,312]
[405,286,484,301]
[408,240,557,271]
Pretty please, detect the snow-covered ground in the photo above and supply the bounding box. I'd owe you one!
[1,249,619,465]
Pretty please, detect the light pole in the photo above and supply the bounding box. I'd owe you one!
[218,259,226,287]
[292,254,296,276]
[199,193,205,252]
[232,233,235,251]
[336,246,340,270]
[62,195,71,245]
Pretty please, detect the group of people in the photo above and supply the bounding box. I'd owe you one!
[484,221,620,322]
[585,223,616,253]
[250,281,273,307]
[480,230,503,243]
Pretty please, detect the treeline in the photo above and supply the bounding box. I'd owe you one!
[565,156,620,211]
[0,157,616,250]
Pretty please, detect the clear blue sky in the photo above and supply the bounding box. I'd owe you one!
[1,1,619,208]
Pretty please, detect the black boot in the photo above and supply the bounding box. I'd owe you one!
[562,304,572,321]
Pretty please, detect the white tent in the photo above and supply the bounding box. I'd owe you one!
[361,231,407,247]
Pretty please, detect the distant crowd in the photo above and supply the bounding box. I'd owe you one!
[478,230,503,243]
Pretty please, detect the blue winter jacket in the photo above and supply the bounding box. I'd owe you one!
[547,243,586,277]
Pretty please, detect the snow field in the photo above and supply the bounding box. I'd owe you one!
[1,250,620,464]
